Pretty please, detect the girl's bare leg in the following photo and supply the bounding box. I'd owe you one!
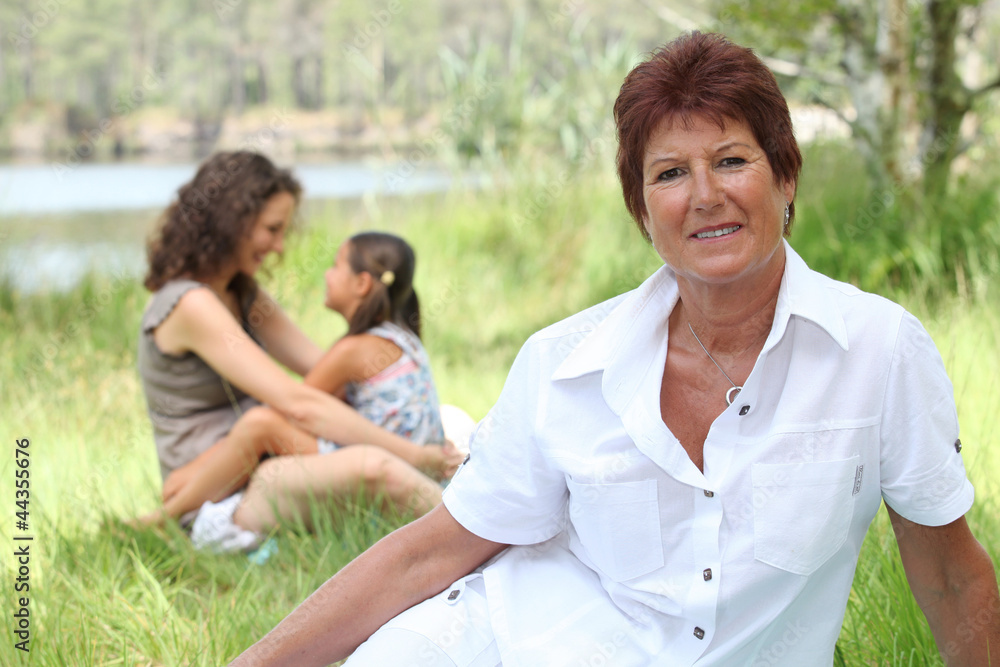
[161,440,229,503]
[233,446,442,534]
[143,407,318,524]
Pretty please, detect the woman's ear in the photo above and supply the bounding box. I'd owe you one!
[782,179,797,204]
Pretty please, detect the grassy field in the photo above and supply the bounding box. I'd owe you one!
[0,150,998,664]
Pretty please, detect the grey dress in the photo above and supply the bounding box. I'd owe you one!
[137,279,261,484]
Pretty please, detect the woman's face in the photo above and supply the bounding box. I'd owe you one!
[236,191,296,276]
[641,115,795,290]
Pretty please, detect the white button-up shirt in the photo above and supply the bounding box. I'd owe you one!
[443,242,973,666]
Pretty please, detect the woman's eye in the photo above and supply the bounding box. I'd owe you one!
[657,168,682,181]
[720,157,745,168]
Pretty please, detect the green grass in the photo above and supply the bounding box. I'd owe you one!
[1,147,998,664]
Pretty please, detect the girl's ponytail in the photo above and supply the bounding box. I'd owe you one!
[400,289,421,339]
[346,232,422,339]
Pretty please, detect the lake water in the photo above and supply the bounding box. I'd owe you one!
[0,160,468,293]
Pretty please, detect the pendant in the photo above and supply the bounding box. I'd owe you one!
[726,386,742,407]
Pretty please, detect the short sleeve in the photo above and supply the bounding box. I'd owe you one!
[443,337,569,545]
[141,280,204,334]
[879,311,974,525]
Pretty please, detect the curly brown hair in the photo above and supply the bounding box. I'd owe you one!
[144,152,302,301]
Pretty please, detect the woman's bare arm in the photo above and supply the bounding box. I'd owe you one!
[154,287,454,472]
[888,507,1000,665]
[230,505,508,666]
[303,335,388,396]
[247,288,324,376]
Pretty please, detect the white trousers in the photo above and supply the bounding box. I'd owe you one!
[344,573,502,667]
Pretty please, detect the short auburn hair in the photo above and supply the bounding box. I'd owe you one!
[614,32,802,238]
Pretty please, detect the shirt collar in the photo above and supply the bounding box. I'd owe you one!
[551,263,677,387]
[778,242,850,352]
[552,240,849,387]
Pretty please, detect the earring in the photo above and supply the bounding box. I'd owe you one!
[783,202,790,231]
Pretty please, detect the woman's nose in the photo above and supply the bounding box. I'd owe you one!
[691,168,725,211]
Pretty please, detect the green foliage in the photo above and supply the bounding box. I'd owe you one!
[436,13,637,164]
[792,140,1000,296]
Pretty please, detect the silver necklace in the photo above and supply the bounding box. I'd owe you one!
[688,323,742,406]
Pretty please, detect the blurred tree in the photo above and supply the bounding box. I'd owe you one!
[712,0,1000,202]
[0,0,729,158]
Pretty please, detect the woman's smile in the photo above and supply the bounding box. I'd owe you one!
[641,115,795,289]
[692,223,742,239]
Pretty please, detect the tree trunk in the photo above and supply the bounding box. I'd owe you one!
[313,55,324,109]
[833,0,913,194]
[0,20,6,114]
[880,0,910,184]
[293,56,308,108]
[19,37,33,100]
[230,52,245,114]
[256,59,268,105]
[921,0,968,203]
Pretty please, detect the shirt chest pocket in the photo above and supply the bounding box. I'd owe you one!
[751,456,860,576]
[565,478,664,582]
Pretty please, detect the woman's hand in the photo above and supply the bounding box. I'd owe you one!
[416,439,466,482]
[161,469,187,503]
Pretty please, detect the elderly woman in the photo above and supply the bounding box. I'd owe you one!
[138,151,461,549]
[232,33,998,664]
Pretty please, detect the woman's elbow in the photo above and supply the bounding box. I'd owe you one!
[268,385,338,424]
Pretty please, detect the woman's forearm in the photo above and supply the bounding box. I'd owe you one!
[230,506,507,666]
[231,519,436,665]
[275,386,426,466]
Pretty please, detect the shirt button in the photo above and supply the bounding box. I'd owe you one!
[694,627,705,640]
[739,405,750,416]
[703,490,714,497]
[447,589,461,601]
[955,439,962,452]
[703,568,712,581]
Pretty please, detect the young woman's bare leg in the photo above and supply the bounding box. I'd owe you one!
[142,407,318,524]
[233,446,442,533]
